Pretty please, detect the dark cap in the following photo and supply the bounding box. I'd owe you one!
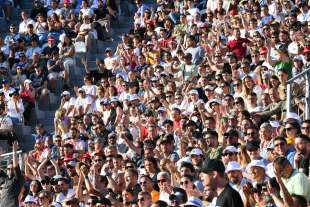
[224,129,239,137]
[160,134,174,144]
[201,159,225,174]
[246,140,260,151]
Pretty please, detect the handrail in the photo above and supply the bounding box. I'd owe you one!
[0,150,22,158]
[287,67,310,83]
[286,67,310,119]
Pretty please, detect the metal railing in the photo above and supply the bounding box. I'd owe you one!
[287,67,310,120]
[0,150,23,170]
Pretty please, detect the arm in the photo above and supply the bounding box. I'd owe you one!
[50,159,61,175]
[37,158,49,180]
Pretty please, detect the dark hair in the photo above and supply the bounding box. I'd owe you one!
[180,162,195,173]
[203,130,218,138]
[273,136,287,144]
[153,200,168,207]
[291,194,307,207]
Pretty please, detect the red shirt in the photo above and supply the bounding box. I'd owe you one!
[227,38,249,60]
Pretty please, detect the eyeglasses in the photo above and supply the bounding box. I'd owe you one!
[285,127,294,131]
[222,152,236,157]
[158,178,167,183]
[180,180,189,185]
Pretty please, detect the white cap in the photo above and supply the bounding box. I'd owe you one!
[223,145,238,153]
[269,120,280,128]
[247,159,266,171]
[51,202,62,207]
[61,91,70,96]
[176,156,192,171]
[158,107,167,112]
[190,89,199,95]
[78,88,85,92]
[24,79,32,84]
[24,195,37,204]
[129,94,139,101]
[225,161,242,173]
[293,55,303,61]
[110,96,119,102]
[62,132,72,140]
[184,197,203,207]
[190,148,203,156]
[285,112,301,123]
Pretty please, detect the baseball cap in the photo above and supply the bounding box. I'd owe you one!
[246,140,260,151]
[223,145,238,153]
[189,89,199,95]
[105,47,112,52]
[190,148,203,156]
[61,91,70,96]
[201,159,225,174]
[225,161,242,173]
[24,195,37,204]
[184,197,203,207]
[247,159,266,171]
[24,79,32,84]
[259,47,268,55]
[223,129,239,137]
[2,79,9,84]
[303,46,310,53]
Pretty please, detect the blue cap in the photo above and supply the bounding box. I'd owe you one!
[2,79,9,84]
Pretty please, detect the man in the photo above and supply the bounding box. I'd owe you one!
[204,130,222,160]
[293,135,309,176]
[159,134,179,162]
[19,11,35,34]
[273,136,295,165]
[0,141,24,207]
[273,156,310,202]
[200,159,243,207]
[157,171,173,204]
[246,140,268,165]
[178,53,198,82]
[137,191,152,207]
[223,129,239,148]
[227,28,250,60]
[222,146,238,165]
[185,35,205,65]
[301,120,310,137]
[247,159,269,186]
[226,161,247,203]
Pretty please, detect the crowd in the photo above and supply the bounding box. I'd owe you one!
[0,0,310,206]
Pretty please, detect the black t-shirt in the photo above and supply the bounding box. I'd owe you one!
[216,184,244,207]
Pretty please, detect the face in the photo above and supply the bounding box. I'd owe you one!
[222,151,237,164]
[139,177,152,192]
[200,172,214,187]
[285,124,298,138]
[247,148,260,160]
[274,139,287,156]
[301,123,310,136]
[157,175,170,190]
[294,137,307,153]
[180,177,194,190]
[227,170,242,184]
[250,166,265,181]
[137,194,152,207]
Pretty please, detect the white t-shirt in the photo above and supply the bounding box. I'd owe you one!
[82,84,96,97]
[19,18,35,34]
[6,99,25,120]
[55,188,75,203]
[75,96,93,113]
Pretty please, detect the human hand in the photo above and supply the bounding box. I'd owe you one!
[12,141,18,152]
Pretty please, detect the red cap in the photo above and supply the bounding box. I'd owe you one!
[259,47,268,55]
[229,10,238,16]
[303,46,310,54]
[64,0,71,4]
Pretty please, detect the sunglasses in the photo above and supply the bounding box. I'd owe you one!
[138,198,145,202]
[158,178,167,183]
[180,180,189,185]
[222,152,236,156]
[285,127,294,131]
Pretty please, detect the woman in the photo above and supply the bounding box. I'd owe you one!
[144,157,160,184]
[81,75,97,100]
[58,34,75,83]
[7,90,24,124]
[34,14,48,45]
[54,109,70,136]
[284,120,301,147]
[28,180,43,201]
[37,190,53,207]
[237,145,251,169]
[233,97,246,115]
[76,15,96,51]
[179,175,202,198]
[20,79,36,124]
[241,75,262,102]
